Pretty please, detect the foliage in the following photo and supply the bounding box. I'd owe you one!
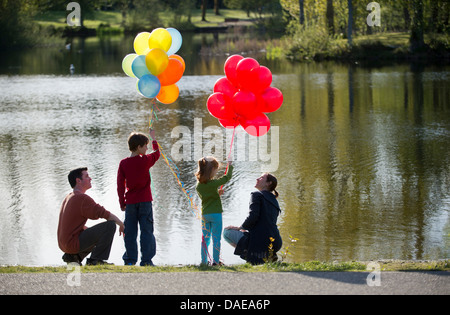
[284,20,350,61]
[0,0,38,48]
[279,0,450,61]
[280,0,449,36]
[279,235,299,262]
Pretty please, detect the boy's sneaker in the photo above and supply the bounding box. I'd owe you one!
[86,258,114,266]
[62,253,82,266]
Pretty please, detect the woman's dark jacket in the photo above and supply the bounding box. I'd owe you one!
[234,190,282,265]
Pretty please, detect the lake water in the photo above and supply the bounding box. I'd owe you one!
[0,34,449,266]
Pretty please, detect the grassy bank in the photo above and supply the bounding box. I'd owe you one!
[279,28,450,62]
[32,9,449,63]
[1,260,449,273]
[33,9,256,35]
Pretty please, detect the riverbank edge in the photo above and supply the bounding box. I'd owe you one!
[29,10,450,64]
[1,260,449,273]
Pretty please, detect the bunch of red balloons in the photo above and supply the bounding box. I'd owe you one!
[207,55,283,137]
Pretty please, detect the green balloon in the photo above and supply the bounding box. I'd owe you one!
[122,53,138,78]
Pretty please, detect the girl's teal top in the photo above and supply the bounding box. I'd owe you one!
[196,165,233,215]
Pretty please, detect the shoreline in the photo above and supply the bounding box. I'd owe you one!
[1,259,449,273]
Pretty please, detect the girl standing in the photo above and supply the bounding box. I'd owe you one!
[195,156,233,265]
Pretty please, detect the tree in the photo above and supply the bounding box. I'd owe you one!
[214,0,220,15]
[326,0,334,34]
[0,0,37,48]
[202,0,207,21]
[299,0,305,25]
[410,0,425,51]
[348,0,353,46]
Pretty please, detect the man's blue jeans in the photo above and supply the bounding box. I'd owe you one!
[201,213,222,264]
[123,202,156,266]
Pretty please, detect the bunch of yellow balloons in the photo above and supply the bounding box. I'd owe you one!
[122,28,185,104]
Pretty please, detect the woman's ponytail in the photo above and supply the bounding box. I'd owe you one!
[265,173,279,199]
[273,189,279,199]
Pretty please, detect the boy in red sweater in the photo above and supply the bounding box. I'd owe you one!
[117,129,160,266]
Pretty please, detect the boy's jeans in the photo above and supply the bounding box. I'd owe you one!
[201,213,222,264]
[123,201,156,266]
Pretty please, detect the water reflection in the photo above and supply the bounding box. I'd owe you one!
[277,63,450,262]
[0,40,449,265]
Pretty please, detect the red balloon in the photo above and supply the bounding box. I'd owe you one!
[214,77,237,101]
[232,91,258,119]
[207,92,236,120]
[219,118,239,129]
[256,66,272,93]
[236,58,260,91]
[260,87,283,113]
[224,55,244,87]
[240,113,271,137]
[208,56,282,137]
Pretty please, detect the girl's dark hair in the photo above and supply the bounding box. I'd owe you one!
[68,167,88,188]
[128,132,149,152]
[195,157,220,184]
[265,173,279,198]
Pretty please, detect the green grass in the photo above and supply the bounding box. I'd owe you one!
[186,9,255,28]
[351,32,410,47]
[1,260,448,273]
[34,9,256,30]
[34,10,123,29]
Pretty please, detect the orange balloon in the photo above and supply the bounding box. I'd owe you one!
[169,54,185,72]
[157,84,180,104]
[157,58,184,86]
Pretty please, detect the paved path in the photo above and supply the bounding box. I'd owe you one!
[1,271,448,295]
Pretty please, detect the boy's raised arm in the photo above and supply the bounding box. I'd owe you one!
[147,128,160,165]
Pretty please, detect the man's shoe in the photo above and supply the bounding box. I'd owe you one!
[86,258,114,266]
[62,253,82,266]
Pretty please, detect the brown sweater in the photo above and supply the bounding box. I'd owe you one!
[57,191,111,254]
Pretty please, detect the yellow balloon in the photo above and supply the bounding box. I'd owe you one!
[145,48,169,76]
[157,84,179,104]
[134,32,151,55]
[148,28,172,52]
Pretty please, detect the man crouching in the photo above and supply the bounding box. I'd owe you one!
[58,167,124,265]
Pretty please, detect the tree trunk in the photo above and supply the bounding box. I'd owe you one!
[326,0,334,35]
[299,0,305,25]
[410,0,425,52]
[430,0,438,32]
[348,0,353,46]
[214,0,219,15]
[202,0,207,22]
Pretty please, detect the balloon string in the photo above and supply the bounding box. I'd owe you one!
[220,126,236,190]
[148,101,213,263]
[149,98,159,128]
[148,100,201,219]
